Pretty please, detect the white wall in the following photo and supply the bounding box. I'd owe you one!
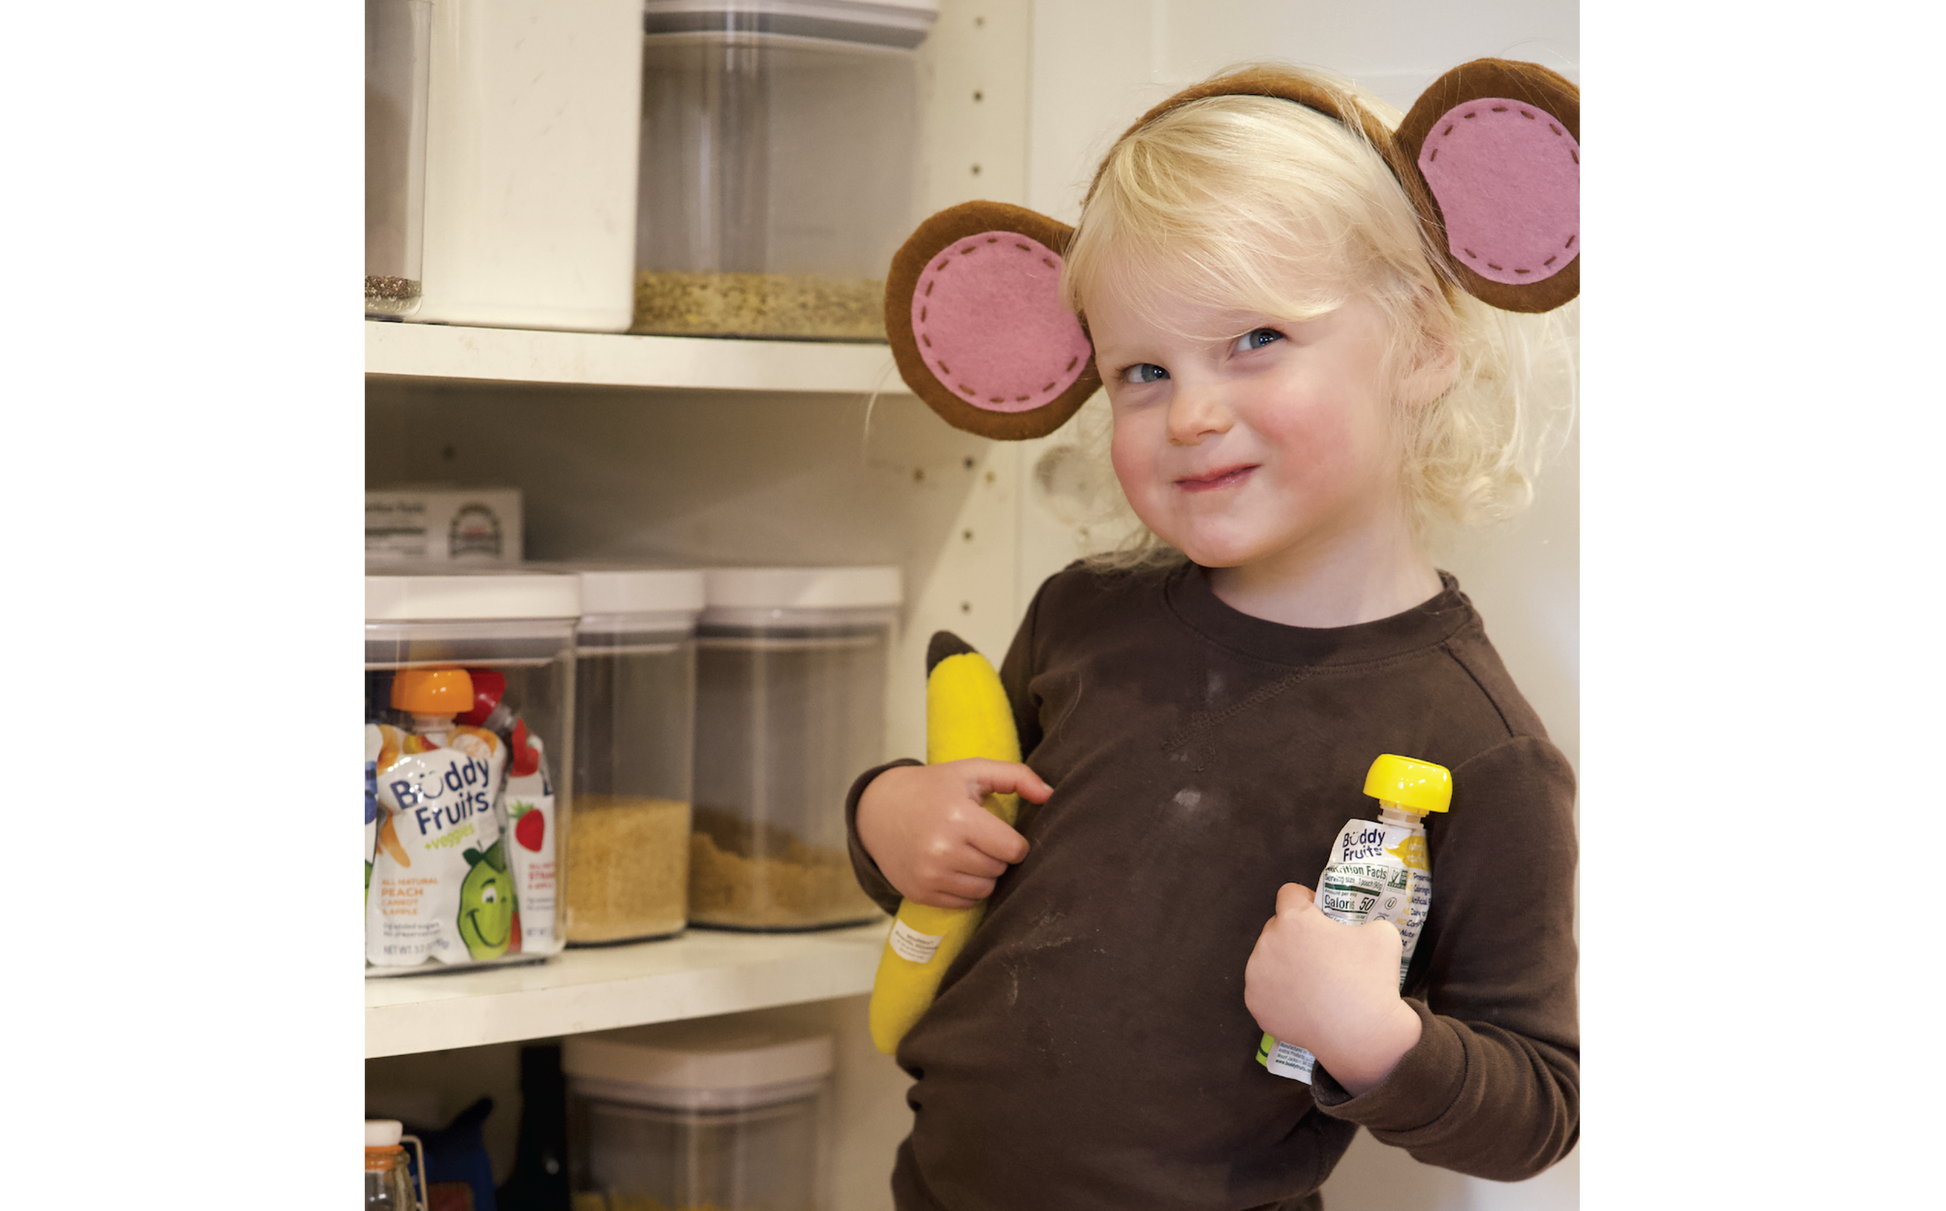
[1017,4,1580,1209]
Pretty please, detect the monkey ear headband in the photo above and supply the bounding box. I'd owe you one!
[883,58,1579,441]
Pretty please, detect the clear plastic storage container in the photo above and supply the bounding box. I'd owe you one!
[566,567,707,946]
[564,1015,834,1211]
[690,566,901,930]
[365,0,433,317]
[632,0,937,340]
[365,567,578,975]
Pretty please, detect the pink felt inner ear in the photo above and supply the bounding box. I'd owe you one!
[1417,98,1579,286]
[911,231,1093,413]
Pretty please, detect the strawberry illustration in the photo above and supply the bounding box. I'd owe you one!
[514,804,545,853]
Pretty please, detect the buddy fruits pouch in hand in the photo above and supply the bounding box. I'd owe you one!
[366,668,516,967]
[1257,754,1451,1083]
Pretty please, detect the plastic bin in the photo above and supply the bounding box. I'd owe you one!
[365,0,433,317]
[412,0,643,331]
[689,566,901,930]
[566,567,707,946]
[632,0,938,339]
[564,1015,834,1211]
[365,566,579,974]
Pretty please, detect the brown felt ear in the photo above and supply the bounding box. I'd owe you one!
[1395,60,1580,313]
[884,201,1102,441]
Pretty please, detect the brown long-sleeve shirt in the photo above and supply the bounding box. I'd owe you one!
[846,562,1579,1210]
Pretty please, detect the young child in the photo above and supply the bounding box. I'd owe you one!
[849,61,1578,1211]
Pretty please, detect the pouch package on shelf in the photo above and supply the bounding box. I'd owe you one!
[365,720,517,966]
[459,670,563,957]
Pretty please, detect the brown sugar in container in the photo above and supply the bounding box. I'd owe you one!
[689,566,901,930]
[632,0,938,340]
[565,567,707,946]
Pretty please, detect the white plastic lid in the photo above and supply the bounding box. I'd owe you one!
[702,565,902,612]
[645,0,937,19]
[366,567,581,621]
[643,0,936,47]
[562,1020,835,1099]
[365,1120,404,1148]
[575,567,707,616]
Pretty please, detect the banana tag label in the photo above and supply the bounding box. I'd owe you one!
[888,918,947,964]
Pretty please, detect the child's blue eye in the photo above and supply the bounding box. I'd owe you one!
[1236,328,1283,351]
[1121,363,1169,384]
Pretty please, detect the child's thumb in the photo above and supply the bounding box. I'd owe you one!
[1276,883,1315,914]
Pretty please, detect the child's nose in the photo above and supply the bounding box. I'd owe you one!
[1166,384,1232,446]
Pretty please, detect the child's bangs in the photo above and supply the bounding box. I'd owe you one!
[1066,94,1413,338]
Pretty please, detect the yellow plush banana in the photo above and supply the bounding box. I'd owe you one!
[868,631,1021,1055]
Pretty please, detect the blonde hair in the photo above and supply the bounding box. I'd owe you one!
[1057,66,1575,572]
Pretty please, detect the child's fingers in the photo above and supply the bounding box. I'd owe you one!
[963,806,1031,866]
[962,758,1054,804]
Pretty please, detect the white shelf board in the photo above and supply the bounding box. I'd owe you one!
[365,920,890,1057]
[365,321,912,395]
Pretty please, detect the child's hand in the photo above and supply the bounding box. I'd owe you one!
[1244,884,1424,1095]
[856,759,1050,909]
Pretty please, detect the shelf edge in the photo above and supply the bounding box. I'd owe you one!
[364,925,887,1057]
[365,321,914,396]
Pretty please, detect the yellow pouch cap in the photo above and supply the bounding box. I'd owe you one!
[1363,753,1452,815]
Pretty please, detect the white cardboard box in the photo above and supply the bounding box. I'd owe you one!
[366,487,523,563]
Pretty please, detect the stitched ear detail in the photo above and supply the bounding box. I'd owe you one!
[885,201,1101,441]
[1396,60,1579,313]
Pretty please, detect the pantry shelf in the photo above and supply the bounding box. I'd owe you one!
[364,321,912,395]
[365,920,890,1057]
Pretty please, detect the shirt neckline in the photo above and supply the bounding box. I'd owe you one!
[1161,562,1473,667]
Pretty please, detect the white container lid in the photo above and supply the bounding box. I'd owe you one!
[563,1020,835,1108]
[643,0,937,47]
[572,567,708,616]
[365,1120,404,1148]
[366,567,581,621]
[702,565,901,612]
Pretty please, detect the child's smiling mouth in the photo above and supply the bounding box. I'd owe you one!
[1176,465,1256,492]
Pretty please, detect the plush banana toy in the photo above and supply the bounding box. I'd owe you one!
[868,631,1022,1055]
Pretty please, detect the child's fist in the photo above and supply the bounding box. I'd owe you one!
[1244,883,1423,1094]
[856,759,1050,908]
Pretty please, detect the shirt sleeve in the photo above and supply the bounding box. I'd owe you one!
[845,758,924,915]
[1309,734,1580,1181]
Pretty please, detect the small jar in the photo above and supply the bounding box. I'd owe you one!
[365,566,580,973]
[690,566,900,931]
[564,1016,834,1211]
[566,567,706,946]
[365,1120,424,1211]
[365,0,433,317]
[632,0,938,339]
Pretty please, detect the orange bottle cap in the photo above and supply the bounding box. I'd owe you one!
[391,668,475,716]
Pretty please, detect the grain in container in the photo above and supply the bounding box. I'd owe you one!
[564,1014,834,1211]
[632,0,938,340]
[365,0,433,317]
[690,566,901,930]
[365,566,578,975]
[412,0,642,331]
[565,566,707,946]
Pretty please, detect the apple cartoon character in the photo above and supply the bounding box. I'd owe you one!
[457,840,516,960]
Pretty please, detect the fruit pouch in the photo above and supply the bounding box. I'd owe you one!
[457,671,562,956]
[366,729,382,908]
[365,722,518,967]
[501,730,559,955]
